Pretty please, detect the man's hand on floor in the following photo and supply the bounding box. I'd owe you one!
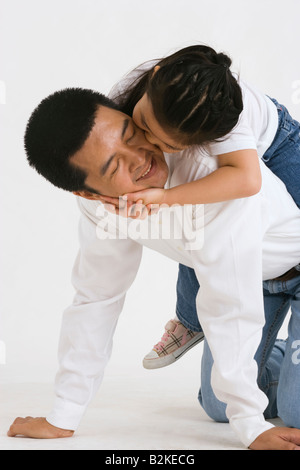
[7,417,74,439]
[249,426,300,450]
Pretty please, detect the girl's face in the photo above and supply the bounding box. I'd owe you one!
[133,93,188,154]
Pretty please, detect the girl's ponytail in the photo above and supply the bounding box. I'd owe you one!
[215,52,232,69]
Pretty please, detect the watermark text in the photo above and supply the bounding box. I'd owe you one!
[0,340,6,365]
[95,200,205,251]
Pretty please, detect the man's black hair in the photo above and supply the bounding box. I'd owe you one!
[24,88,119,192]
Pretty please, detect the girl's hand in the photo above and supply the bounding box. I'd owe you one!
[99,196,159,220]
[124,188,166,206]
[99,195,128,215]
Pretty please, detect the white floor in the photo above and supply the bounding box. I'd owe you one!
[0,373,283,451]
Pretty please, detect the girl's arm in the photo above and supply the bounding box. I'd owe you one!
[122,149,262,207]
[164,149,262,205]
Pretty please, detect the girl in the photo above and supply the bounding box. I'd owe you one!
[103,44,300,213]
[103,45,300,369]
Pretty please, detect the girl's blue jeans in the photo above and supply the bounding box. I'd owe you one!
[262,98,300,209]
[176,99,300,425]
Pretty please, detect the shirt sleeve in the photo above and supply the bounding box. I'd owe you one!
[192,194,274,448]
[46,198,143,430]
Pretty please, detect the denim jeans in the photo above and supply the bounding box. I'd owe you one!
[177,266,300,426]
[262,97,300,209]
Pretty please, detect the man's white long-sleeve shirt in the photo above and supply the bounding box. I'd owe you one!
[46,148,300,448]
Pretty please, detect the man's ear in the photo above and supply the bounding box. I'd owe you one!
[72,190,102,201]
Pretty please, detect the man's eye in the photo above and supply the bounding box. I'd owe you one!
[126,126,136,143]
[111,161,119,176]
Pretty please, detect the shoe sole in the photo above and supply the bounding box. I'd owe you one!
[143,331,205,370]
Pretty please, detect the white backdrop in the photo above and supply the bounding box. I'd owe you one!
[0,0,299,384]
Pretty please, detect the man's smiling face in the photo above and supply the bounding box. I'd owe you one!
[70,105,169,198]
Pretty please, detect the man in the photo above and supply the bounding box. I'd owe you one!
[7,88,300,449]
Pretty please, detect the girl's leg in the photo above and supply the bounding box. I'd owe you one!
[175,263,202,332]
[263,99,300,208]
[142,264,203,369]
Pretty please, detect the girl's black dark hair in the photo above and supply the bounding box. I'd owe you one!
[117,45,243,146]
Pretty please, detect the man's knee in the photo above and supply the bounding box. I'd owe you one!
[198,389,228,423]
[278,400,300,429]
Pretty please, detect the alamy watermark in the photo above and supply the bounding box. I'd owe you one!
[292,80,300,105]
[0,340,6,365]
[292,340,300,365]
[0,80,6,104]
[95,200,205,251]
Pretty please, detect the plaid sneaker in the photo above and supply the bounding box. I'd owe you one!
[143,319,204,369]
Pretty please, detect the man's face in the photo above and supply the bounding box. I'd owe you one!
[70,106,169,198]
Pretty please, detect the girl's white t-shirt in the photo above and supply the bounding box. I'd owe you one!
[206,78,279,158]
[110,61,279,158]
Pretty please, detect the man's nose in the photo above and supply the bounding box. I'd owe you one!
[125,147,147,171]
